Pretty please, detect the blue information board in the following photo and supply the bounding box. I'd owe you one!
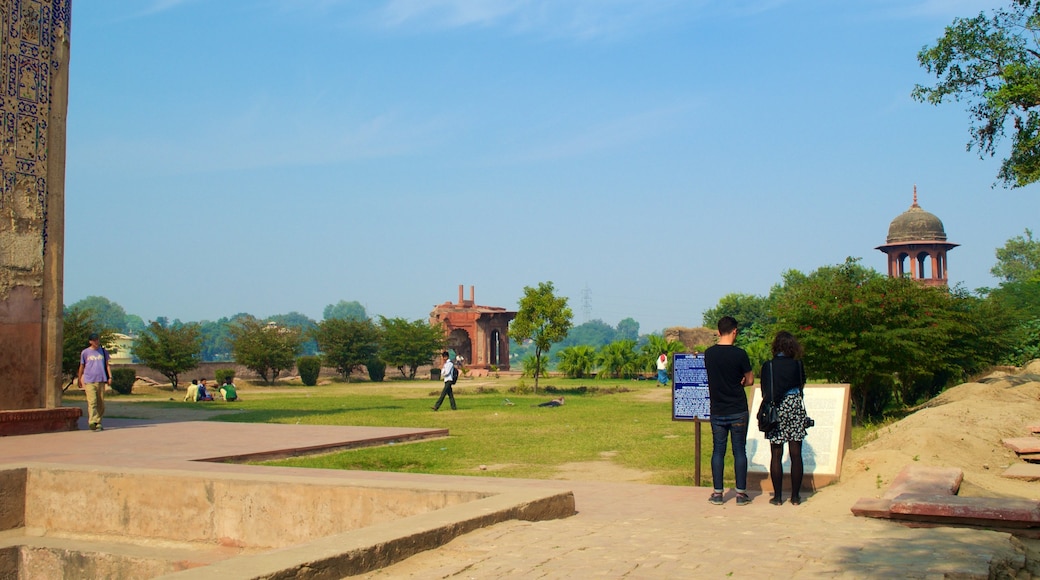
[672,353,710,421]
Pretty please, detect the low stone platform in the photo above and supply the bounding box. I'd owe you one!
[853,465,1040,535]
[0,408,80,436]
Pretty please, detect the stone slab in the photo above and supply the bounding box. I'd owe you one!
[1027,424,1040,434]
[881,465,962,499]
[889,495,1040,528]
[1003,463,1040,481]
[1004,437,1040,454]
[849,497,893,518]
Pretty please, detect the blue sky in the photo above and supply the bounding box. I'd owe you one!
[64,0,1038,334]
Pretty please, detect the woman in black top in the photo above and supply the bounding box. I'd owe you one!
[759,331,808,505]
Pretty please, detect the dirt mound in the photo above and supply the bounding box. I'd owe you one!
[820,365,1040,510]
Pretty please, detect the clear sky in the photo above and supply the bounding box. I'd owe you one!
[64,0,1039,334]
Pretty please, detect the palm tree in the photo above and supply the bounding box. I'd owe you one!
[556,345,597,378]
[597,339,639,379]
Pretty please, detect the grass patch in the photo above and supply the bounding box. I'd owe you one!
[94,376,748,487]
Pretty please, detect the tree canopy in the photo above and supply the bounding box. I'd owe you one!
[772,258,1006,422]
[379,316,444,379]
[229,316,303,384]
[323,300,368,321]
[66,296,139,334]
[313,317,381,381]
[510,281,573,391]
[992,228,1040,282]
[132,320,202,389]
[913,0,1040,187]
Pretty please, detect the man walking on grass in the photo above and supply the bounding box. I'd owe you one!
[433,351,457,411]
[704,316,754,506]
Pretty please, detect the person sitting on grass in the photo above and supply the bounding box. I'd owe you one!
[184,379,200,402]
[220,378,238,402]
[196,379,214,402]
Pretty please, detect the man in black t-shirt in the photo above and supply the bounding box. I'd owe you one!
[703,316,754,506]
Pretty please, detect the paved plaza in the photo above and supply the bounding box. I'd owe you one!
[0,413,1030,579]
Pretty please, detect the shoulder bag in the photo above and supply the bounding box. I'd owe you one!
[757,361,781,433]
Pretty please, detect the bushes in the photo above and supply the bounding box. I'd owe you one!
[110,368,137,395]
[214,368,236,385]
[297,356,321,386]
[367,358,386,382]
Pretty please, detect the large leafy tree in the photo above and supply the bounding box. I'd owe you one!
[67,296,131,333]
[772,258,1005,422]
[61,309,117,389]
[992,228,1040,282]
[229,316,303,384]
[913,0,1040,187]
[313,317,381,381]
[132,320,202,389]
[379,316,444,379]
[615,318,640,342]
[323,300,368,321]
[510,281,573,391]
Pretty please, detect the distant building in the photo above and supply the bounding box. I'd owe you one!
[431,286,516,370]
[876,186,958,287]
[109,333,135,364]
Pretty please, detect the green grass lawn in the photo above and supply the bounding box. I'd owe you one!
[89,375,873,487]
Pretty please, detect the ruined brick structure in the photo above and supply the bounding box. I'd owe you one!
[876,186,958,288]
[430,286,516,371]
[0,1,79,434]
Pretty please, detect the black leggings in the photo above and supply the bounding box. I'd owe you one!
[770,441,803,498]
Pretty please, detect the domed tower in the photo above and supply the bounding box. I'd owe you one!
[875,186,958,287]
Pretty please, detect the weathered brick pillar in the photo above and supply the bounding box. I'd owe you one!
[0,1,80,435]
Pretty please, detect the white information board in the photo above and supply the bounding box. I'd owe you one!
[747,384,850,482]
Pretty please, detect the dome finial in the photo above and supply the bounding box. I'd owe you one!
[912,184,919,207]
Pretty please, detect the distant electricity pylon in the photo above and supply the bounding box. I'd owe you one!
[581,284,592,323]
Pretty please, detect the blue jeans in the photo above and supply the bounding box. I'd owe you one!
[710,412,749,491]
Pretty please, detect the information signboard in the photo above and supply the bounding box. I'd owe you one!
[746,384,851,490]
[672,353,710,421]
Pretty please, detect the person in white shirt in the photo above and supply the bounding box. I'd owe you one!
[432,351,457,411]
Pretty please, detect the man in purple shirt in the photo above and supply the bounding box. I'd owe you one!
[77,332,111,431]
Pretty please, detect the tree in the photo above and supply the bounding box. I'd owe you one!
[230,316,303,384]
[702,292,773,336]
[198,317,235,362]
[616,318,639,342]
[132,320,202,389]
[267,311,319,356]
[771,258,1004,422]
[992,228,1040,282]
[323,300,368,321]
[913,1,1040,187]
[596,339,639,379]
[378,316,445,379]
[67,296,131,333]
[558,319,616,349]
[556,345,598,378]
[61,309,117,389]
[510,282,573,392]
[313,317,381,381]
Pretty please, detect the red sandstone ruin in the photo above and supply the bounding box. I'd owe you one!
[430,286,516,371]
